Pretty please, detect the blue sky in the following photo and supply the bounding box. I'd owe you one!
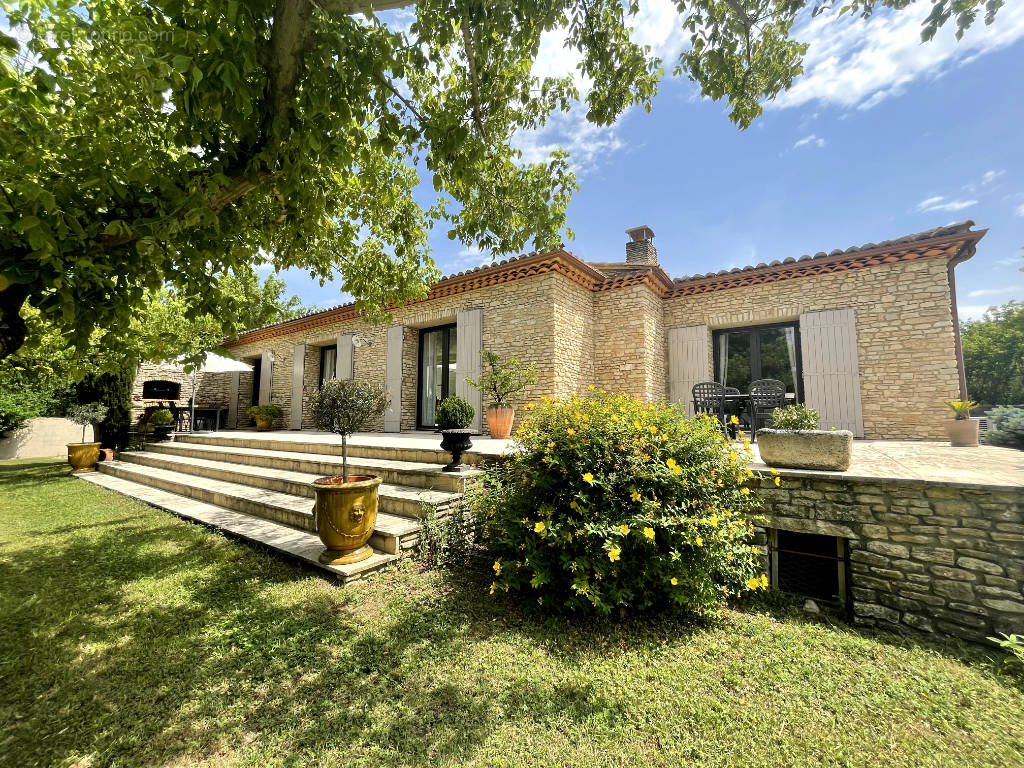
[281,4,1014,318]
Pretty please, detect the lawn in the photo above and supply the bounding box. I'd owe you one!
[1,459,1022,768]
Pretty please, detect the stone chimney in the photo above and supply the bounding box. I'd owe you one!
[625,225,657,265]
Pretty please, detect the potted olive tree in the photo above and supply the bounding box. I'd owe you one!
[755,403,853,471]
[248,404,283,431]
[66,402,109,473]
[149,408,175,442]
[437,395,475,471]
[943,399,980,447]
[308,379,390,565]
[466,350,537,439]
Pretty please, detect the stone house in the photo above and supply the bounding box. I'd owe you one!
[134,221,985,439]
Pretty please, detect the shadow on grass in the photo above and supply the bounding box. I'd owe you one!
[0,507,632,767]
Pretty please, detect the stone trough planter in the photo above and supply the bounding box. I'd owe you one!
[756,429,854,471]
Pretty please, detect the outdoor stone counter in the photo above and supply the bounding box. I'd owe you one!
[750,471,1024,642]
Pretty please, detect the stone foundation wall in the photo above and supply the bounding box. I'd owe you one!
[753,473,1024,641]
[131,363,234,424]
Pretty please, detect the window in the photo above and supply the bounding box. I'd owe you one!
[768,529,848,605]
[250,357,262,405]
[713,322,802,397]
[417,324,457,429]
[319,345,337,388]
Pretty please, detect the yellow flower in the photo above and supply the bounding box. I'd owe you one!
[534,521,546,534]
[583,472,595,484]
[567,532,573,542]
[709,515,719,526]
[696,536,703,547]
[666,457,678,469]
[630,491,641,502]
[747,577,761,590]
[620,524,630,535]
[493,560,502,575]
[587,384,596,390]
[760,573,769,589]
[643,527,655,540]
[741,487,750,495]
[525,402,536,410]
[633,420,643,430]
[770,468,779,475]
[490,582,497,594]
[670,577,679,586]
[608,547,621,562]
[774,476,781,487]
[649,425,658,434]
[547,441,555,449]
[567,428,576,436]
[672,464,683,476]
[729,415,739,425]
[569,500,579,510]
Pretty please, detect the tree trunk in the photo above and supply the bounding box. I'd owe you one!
[0,283,30,361]
[342,434,349,481]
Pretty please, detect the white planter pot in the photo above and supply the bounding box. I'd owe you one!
[756,429,854,471]
[943,418,980,447]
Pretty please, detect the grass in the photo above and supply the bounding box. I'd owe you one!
[1,458,1022,768]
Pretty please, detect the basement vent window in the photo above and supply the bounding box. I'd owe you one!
[142,380,181,400]
[768,529,848,604]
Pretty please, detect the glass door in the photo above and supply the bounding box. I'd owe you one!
[417,324,458,429]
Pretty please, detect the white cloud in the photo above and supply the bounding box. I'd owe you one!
[957,304,996,321]
[771,1,1024,111]
[915,196,977,213]
[981,170,1005,185]
[438,245,493,275]
[514,0,683,176]
[968,285,1022,298]
[1016,203,1024,217]
[793,134,826,149]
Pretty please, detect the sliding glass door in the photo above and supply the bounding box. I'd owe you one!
[713,323,801,397]
[417,324,458,429]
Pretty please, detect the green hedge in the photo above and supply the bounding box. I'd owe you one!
[471,390,768,616]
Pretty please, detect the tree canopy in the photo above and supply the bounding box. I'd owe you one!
[962,301,1024,407]
[0,0,1005,359]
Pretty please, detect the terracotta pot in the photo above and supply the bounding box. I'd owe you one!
[944,418,980,448]
[254,416,273,432]
[67,442,101,473]
[440,429,473,472]
[486,405,515,439]
[98,448,116,462]
[312,475,382,564]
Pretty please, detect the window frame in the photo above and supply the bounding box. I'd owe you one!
[318,344,337,389]
[712,321,804,401]
[416,323,458,430]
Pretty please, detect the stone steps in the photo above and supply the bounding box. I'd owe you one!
[145,439,476,493]
[172,432,493,467]
[78,472,400,583]
[96,459,423,555]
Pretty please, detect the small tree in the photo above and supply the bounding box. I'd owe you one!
[66,402,110,444]
[309,380,390,481]
[465,351,538,409]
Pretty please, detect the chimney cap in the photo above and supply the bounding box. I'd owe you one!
[625,225,655,242]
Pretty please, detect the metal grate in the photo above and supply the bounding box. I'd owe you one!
[769,530,847,604]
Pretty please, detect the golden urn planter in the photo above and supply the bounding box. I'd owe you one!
[944,418,980,447]
[312,475,382,565]
[485,405,515,439]
[254,416,273,431]
[67,442,101,473]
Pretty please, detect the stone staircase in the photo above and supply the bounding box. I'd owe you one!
[79,432,482,583]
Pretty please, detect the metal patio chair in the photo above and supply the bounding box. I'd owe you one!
[692,381,728,435]
[749,379,786,439]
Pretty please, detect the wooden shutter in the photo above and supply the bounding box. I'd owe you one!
[258,351,274,406]
[799,308,864,437]
[456,308,484,433]
[336,334,354,380]
[383,325,404,432]
[290,343,305,429]
[667,325,710,417]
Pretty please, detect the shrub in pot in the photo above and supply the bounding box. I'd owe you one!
[436,395,475,472]
[308,379,391,564]
[470,391,766,616]
[465,350,537,439]
[149,408,175,442]
[755,403,853,471]
[248,404,283,431]
[66,402,110,473]
[943,400,980,447]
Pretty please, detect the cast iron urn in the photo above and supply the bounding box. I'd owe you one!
[440,429,473,472]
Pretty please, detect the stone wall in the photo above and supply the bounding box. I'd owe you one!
[752,472,1024,641]
[664,257,960,439]
[131,363,234,424]
[592,284,665,401]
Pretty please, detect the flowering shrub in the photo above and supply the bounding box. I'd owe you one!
[470,389,768,616]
